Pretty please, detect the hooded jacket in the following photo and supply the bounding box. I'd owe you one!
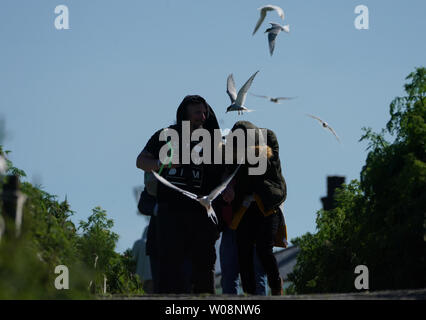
[143,95,223,210]
[228,121,287,239]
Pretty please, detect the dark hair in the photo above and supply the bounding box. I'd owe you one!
[177,95,210,121]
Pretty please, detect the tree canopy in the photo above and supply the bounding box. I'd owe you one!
[0,146,144,298]
[288,67,426,293]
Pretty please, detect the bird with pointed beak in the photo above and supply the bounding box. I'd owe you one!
[307,114,341,142]
[152,165,240,224]
[265,23,290,56]
[252,5,285,35]
[250,93,297,104]
[226,71,259,115]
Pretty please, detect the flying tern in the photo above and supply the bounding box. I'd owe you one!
[265,23,290,56]
[253,5,285,35]
[226,71,259,115]
[307,114,340,142]
[250,93,296,104]
[152,165,241,224]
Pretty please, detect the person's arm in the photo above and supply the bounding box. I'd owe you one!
[136,149,181,172]
[136,129,163,172]
[136,150,161,172]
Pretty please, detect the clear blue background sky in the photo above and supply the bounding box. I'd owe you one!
[1,0,425,253]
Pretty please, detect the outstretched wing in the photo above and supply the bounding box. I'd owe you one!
[207,165,241,202]
[226,74,237,103]
[269,22,283,29]
[266,5,285,20]
[267,31,279,56]
[253,7,267,35]
[327,125,341,142]
[236,71,259,106]
[250,92,270,99]
[152,171,198,200]
[276,97,296,101]
[307,113,324,125]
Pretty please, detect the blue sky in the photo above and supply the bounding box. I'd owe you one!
[1,0,425,254]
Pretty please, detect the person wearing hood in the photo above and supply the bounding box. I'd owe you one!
[136,95,223,294]
[221,120,288,295]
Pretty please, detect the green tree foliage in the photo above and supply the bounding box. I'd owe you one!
[0,148,144,298]
[78,207,143,295]
[0,145,26,178]
[288,67,426,293]
[0,179,92,299]
[106,249,143,295]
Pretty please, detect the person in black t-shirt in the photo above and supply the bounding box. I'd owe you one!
[136,95,223,294]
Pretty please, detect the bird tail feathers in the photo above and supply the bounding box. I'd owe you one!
[207,208,218,224]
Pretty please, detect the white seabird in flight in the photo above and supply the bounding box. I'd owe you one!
[265,23,290,56]
[226,71,259,115]
[250,93,296,104]
[152,165,241,224]
[307,114,341,142]
[253,5,285,36]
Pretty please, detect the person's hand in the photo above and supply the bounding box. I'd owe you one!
[157,159,181,170]
[222,185,235,204]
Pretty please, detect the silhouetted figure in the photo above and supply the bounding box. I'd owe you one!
[223,121,288,296]
[136,95,223,294]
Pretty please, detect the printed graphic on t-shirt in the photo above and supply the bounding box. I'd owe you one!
[165,165,203,190]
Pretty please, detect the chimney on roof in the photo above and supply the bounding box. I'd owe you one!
[321,176,346,211]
